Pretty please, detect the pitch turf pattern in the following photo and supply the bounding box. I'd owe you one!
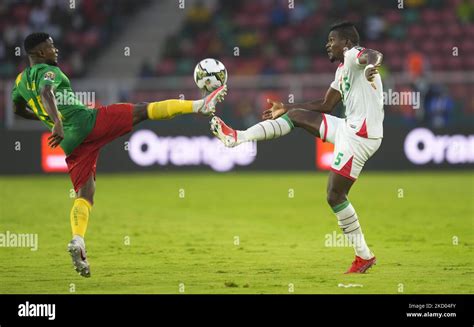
[0,172,472,294]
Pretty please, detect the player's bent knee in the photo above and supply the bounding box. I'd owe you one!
[326,189,346,207]
[77,179,95,206]
[134,102,148,110]
[287,109,322,124]
[132,103,149,125]
[78,190,94,206]
[287,109,322,136]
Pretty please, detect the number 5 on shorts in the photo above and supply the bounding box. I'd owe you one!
[334,152,343,166]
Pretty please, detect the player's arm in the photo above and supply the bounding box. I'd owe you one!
[263,87,341,120]
[40,84,64,148]
[357,49,383,82]
[13,98,39,120]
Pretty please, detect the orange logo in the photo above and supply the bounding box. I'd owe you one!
[41,132,67,172]
[315,138,334,170]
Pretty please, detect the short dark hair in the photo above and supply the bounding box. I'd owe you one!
[24,32,50,54]
[329,22,360,45]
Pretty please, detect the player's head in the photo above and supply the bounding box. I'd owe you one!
[24,33,58,66]
[326,22,360,63]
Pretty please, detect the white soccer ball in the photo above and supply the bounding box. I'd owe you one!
[194,58,227,93]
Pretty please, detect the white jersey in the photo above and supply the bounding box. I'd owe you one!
[330,46,384,139]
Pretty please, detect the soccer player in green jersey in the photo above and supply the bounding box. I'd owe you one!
[12,33,227,277]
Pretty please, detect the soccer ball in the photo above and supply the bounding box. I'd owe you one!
[194,58,227,93]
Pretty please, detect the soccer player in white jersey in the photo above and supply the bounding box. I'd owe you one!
[211,22,384,273]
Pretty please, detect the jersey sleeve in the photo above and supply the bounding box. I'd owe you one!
[11,84,23,103]
[37,66,63,91]
[330,69,339,91]
[344,47,366,69]
[12,73,24,103]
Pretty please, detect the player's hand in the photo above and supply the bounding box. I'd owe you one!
[262,99,287,120]
[48,121,64,148]
[364,64,380,82]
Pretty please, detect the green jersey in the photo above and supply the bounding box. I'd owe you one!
[11,63,97,156]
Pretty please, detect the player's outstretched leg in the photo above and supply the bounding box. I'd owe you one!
[211,108,323,147]
[132,85,227,125]
[67,175,94,278]
[327,171,376,273]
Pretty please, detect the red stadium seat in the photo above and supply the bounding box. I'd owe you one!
[421,9,440,24]
[448,0,462,6]
[156,59,176,75]
[12,4,30,24]
[409,25,425,39]
[273,57,290,73]
[385,10,402,24]
[466,56,474,70]
[428,25,444,39]
[466,25,474,37]
[383,40,400,54]
[429,56,443,70]
[420,40,436,54]
[446,56,463,70]
[440,10,457,23]
[253,15,270,29]
[464,40,474,52]
[276,27,294,43]
[312,57,332,73]
[449,84,468,100]
[387,56,403,71]
[447,24,462,38]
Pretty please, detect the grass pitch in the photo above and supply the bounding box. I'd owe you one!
[0,171,472,294]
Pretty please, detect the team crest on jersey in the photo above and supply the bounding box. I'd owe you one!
[44,71,56,81]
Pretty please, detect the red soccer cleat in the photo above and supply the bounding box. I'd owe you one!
[345,255,376,274]
[201,85,227,115]
[210,116,238,147]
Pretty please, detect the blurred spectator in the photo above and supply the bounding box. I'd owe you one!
[424,85,455,128]
[288,1,310,24]
[392,85,418,126]
[456,0,474,24]
[235,99,259,127]
[0,0,148,78]
[1,0,471,129]
[187,0,212,25]
[406,50,428,80]
[146,0,473,127]
[270,3,288,27]
[405,47,431,118]
[405,0,427,8]
[365,14,385,40]
[29,3,49,30]
[183,0,212,35]
[139,60,155,78]
[156,0,473,78]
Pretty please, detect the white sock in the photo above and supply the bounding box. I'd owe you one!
[192,99,204,113]
[332,200,373,260]
[237,116,294,144]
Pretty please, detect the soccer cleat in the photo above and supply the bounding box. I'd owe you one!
[67,238,91,278]
[345,255,376,274]
[210,116,238,147]
[200,85,227,115]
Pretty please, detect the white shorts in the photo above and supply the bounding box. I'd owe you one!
[320,114,382,180]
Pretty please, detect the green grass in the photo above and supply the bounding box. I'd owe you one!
[0,172,472,294]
